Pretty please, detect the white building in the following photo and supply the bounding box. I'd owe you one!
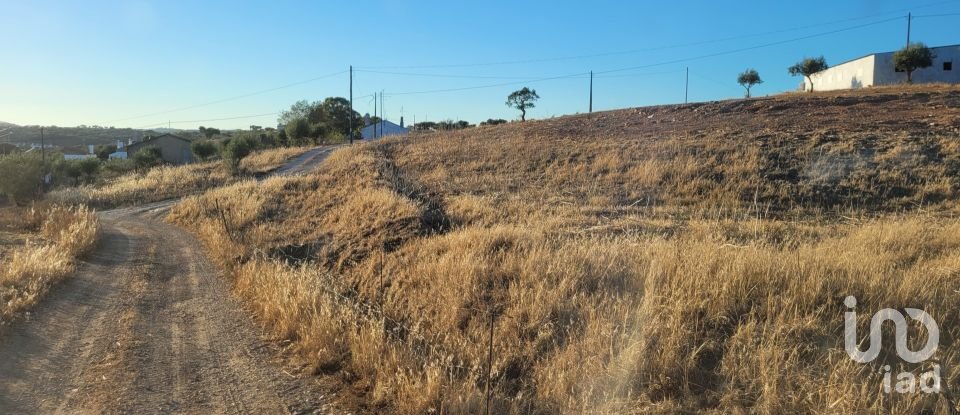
[804,44,959,92]
[63,154,96,160]
[361,118,409,140]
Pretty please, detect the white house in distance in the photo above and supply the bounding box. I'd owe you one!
[361,117,409,140]
[804,43,959,92]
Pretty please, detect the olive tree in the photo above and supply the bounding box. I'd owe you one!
[894,42,935,84]
[788,56,828,92]
[737,69,763,98]
[506,87,540,122]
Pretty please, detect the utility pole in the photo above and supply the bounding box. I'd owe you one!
[589,70,593,113]
[373,92,378,139]
[380,91,385,138]
[684,67,689,104]
[349,65,354,144]
[906,12,912,46]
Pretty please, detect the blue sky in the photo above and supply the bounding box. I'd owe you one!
[1,0,959,129]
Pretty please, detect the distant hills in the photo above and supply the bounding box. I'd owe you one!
[0,123,182,150]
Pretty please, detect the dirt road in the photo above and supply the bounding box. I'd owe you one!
[0,147,341,414]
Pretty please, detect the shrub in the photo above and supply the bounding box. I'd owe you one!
[77,157,100,183]
[132,146,163,169]
[191,140,218,161]
[221,135,259,173]
[0,152,43,205]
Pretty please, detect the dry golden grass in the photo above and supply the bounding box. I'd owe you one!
[47,146,313,208]
[47,162,232,208]
[1,205,99,324]
[170,86,960,414]
[239,146,313,174]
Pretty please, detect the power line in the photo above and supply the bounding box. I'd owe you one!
[108,70,346,124]
[593,69,686,79]
[379,16,901,98]
[355,69,537,80]
[913,12,960,18]
[136,111,279,129]
[384,72,588,97]
[359,1,951,70]
[594,16,904,75]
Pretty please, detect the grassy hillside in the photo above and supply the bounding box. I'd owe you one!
[170,85,960,414]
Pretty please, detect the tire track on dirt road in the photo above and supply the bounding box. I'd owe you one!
[0,146,342,414]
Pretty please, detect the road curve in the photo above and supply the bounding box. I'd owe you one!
[0,147,341,414]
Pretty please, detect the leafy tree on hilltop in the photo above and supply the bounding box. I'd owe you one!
[788,56,828,92]
[894,42,936,84]
[199,126,221,139]
[737,69,763,98]
[506,87,540,121]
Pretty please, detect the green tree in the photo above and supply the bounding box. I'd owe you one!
[320,97,364,138]
[78,157,100,183]
[894,42,936,84]
[95,144,117,160]
[221,135,258,173]
[737,69,763,98]
[63,160,84,185]
[133,146,163,169]
[191,140,218,161]
[280,98,363,141]
[0,152,43,204]
[278,100,315,126]
[506,87,540,121]
[199,126,221,139]
[788,56,828,92]
[480,119,507,126]
[285,117,311,145]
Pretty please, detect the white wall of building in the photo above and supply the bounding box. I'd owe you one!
[805,55,875,92]
[873,45,960,85]
[805,45,960,92]
[361,120,409,140]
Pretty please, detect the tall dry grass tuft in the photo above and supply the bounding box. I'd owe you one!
[48,162,232,207]
[170,86,960,413]
[238,146,313,174]
[47,146,314,208]
[1,205,99,323]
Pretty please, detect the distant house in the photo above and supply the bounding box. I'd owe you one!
[804,44,960,92]
[124,133,194,164]
[109,140,127,160]
[361,118,409,140]
[63,154,97,160]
